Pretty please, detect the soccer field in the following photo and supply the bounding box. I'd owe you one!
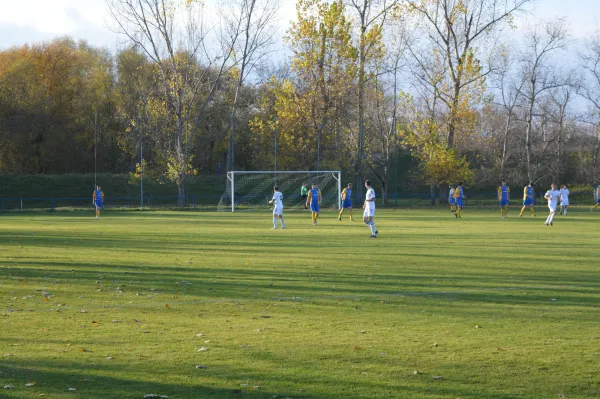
[1,209,599,399]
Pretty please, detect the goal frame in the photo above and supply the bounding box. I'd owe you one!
[226,170,342,213]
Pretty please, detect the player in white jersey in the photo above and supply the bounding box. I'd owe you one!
[559,185,570,215]
[544,183,561,226]
[363,180,378,238]
[268,186,286,229]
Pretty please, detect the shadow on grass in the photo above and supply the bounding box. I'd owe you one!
[0,355,543,399]
[2,255,600,324]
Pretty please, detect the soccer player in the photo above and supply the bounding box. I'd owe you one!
[544,183,560,226]
[306,184,321,225]
[448,184,456,213]
[592,185,600,211]
[453,182,465,218]
[92,185,104,219]
[300,183,308,210]
[498,180,510,219]
[519,182,535,217]
[363,180,377,238]
[269,186,286,229]
[559,184,570,215]
[338,183,354,221]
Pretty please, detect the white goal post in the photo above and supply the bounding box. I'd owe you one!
[218,171,342,212]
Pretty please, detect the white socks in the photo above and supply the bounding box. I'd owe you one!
[366,221,376,235]
[273,217,285,228]
[546,213,556,224]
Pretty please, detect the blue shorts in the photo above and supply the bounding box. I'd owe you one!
[310,203,320,213]
[597,199,600,204]
[499,200,509,206]
[342,200,352,209]
[523,198,533,206]
[456,198,463,207]
[95,201,103,209]
[449,198,455,205]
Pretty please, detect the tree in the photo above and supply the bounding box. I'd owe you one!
[578,29,600,185]
[225,0,280,172]
[287,0,357,170]
[346,0,398,201]
[546,84,574,184]
[517,19,569,183]
[107,0,236,205]
[0,38,117,174]
[400,106,475,188]
[365,20,409,204]
[408,0,532,149]
[491,47,521,178]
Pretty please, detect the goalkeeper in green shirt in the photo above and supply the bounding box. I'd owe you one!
[301,183,308,209]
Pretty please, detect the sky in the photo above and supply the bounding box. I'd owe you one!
[0,0,598,50]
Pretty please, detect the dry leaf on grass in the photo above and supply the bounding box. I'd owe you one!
[25,381,36,387]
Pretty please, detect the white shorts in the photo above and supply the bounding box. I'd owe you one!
[548,204,557,213]
[363,207,375,218]
[273,206,283,216]
[561,200,569,206]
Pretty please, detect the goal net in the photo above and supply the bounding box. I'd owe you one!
[218,171,342,212]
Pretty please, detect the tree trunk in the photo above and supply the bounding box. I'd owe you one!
[593,125,600,183]
[176,108,186,207]
[176,173,185,207]
[382,166,389,205]
[355,21,367,204]
[500,111,512,178]
[227,84,241,172]
[556,108,564,184]
[447,85,460,149]
[525,87,535,183]
[316,116,329,171]
[430,183,436,205]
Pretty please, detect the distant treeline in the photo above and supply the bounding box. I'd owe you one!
[2,0,600,204]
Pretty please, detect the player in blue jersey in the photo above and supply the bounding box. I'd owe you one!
[453,182,465,218]
[519,182,535,217]
[497,180,510,219]
[306,184,322,225]
[92,185,104,219]
[448,184,456,213]
[338,183,354,221]
[592,184,600,211]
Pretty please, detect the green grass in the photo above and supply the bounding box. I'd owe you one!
[1,208,600,399]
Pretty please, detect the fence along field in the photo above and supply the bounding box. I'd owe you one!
[1,174,597,212]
